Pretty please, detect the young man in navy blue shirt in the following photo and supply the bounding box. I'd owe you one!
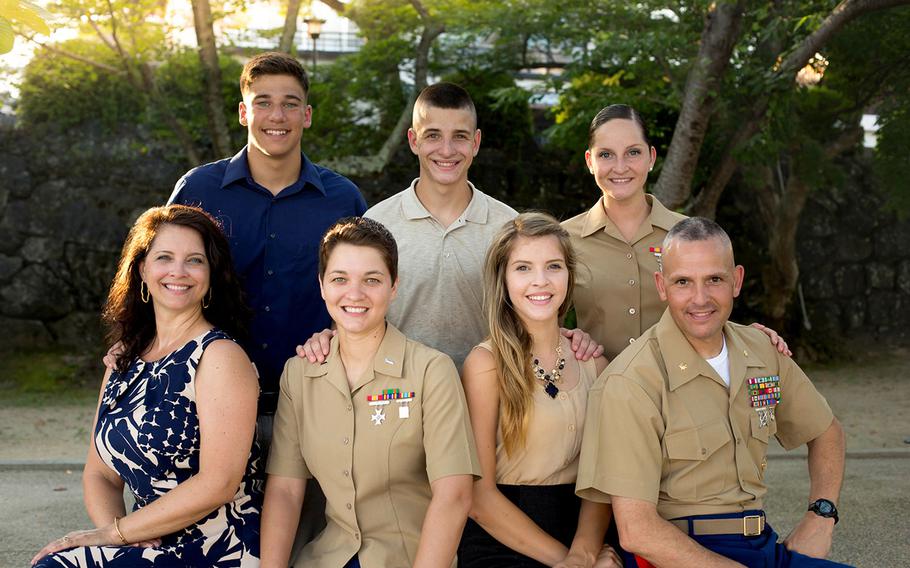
[168,52,366,424]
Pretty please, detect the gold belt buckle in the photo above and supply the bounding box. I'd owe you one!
[743,515,763,536]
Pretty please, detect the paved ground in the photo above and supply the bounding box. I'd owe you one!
[2,455,908,567]
[2,351,908,566]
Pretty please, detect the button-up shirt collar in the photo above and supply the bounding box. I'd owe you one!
[220,146,327,197]
[580,193,679,242]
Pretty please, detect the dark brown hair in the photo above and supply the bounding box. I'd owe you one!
[588,104,651,148]
[240,51,309,96]
[319,217,398,282]
[413,82,477,128]
[102,205,251,372]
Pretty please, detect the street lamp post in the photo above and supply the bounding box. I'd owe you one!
[303,17,326,77]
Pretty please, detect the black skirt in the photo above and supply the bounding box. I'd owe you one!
[458,483,582,568]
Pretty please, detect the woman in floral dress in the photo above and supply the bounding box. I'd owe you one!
[32,205,262,567]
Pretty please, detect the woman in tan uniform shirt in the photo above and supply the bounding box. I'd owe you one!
[459,212,621,568]
[563,105,788,361]
[261,217,480,568]
[561,104,687,360]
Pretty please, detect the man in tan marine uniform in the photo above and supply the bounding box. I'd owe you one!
[576,217,848,568]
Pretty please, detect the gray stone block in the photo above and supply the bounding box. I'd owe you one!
[0,253,22,282]
[0,264,73,319]
[0,316,53,349]
[866,262,895,290]
[834,265,865,297]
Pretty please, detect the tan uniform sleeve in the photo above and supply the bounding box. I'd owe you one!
[266,358,311,479]
[576,375,664,504]
[421,354,481,483]
[773,354,834,451]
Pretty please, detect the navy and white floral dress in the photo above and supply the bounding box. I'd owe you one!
[35,328,263,568]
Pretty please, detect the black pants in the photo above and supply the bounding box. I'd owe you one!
[458,484,582,568]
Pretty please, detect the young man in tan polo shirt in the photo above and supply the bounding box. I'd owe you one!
[300,82,601,368]
[576,217,849,568]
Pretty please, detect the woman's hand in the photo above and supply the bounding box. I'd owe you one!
[32,526,113,565]
[593,544,623,568]
[31,525,163,564]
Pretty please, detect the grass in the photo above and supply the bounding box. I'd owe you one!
[0,349,100,407]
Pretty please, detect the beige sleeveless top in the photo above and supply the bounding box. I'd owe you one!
[478,342,598,485]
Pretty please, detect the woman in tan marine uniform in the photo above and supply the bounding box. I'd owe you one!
[260,217,480,568]
[562,105,788,360]
[562,104,687,360]
[458,212,621,568]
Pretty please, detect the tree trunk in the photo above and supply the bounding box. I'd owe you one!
[758,126,863,329]
[191,0,232,159]
[278,0,303,54]
[653,0,747,210]
[687,0,910,218]
[324,0,443,177]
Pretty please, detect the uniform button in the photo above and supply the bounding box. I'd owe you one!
[343,469,350,477]
[626,253,633,259]
[267,269,274,276]
[261,343,268,349]
[346,503,352,510]
[269,232,276,239]
[264,305,270,312]
[558,392,568,401]
[737,438,743,445]
[701,448,707,455]
[445,252,451,258]
[628,279,635,286]
[343,437,350,445]
[346,404,353,411]
[628,307,636,315]
[568,424,576,432]
[629,337,636,344]
[354,532,360,540]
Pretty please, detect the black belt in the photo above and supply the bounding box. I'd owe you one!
[257,390,279,416]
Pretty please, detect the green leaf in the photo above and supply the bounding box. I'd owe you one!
[2,0,50,35]
[0,17,14,54]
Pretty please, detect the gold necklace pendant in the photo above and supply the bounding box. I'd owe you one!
[532,341,566,399]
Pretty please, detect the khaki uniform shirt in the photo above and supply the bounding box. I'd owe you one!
[366,179,517,369]
[576,310,834,520]
[267,324,481,568]
[562,194,686,360]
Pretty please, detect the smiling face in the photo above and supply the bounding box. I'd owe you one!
[504,235,569,326]
[655,237,744,357]
[320,243,398,336]
[239,73,311,162]
[585,118,656,203]
[408,104,481,189]
[139,224,210,314]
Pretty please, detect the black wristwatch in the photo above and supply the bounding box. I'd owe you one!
[808,499,839,524]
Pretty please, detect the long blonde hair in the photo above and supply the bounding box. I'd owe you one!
[483,212,577,455]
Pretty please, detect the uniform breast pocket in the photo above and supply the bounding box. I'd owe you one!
[664,419,732,500]
[750,412,778,444]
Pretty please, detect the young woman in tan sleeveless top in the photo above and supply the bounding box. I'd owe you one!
[458,212,621,567]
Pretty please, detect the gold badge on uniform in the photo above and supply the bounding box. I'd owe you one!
[748,375,781,427]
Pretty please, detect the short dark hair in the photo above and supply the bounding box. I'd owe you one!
[103,205,251,372]
[240,51,309,96]
[662,216,733,252]
[413,82,477,128]
[319,217,399,282]
[588,104,651,148]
